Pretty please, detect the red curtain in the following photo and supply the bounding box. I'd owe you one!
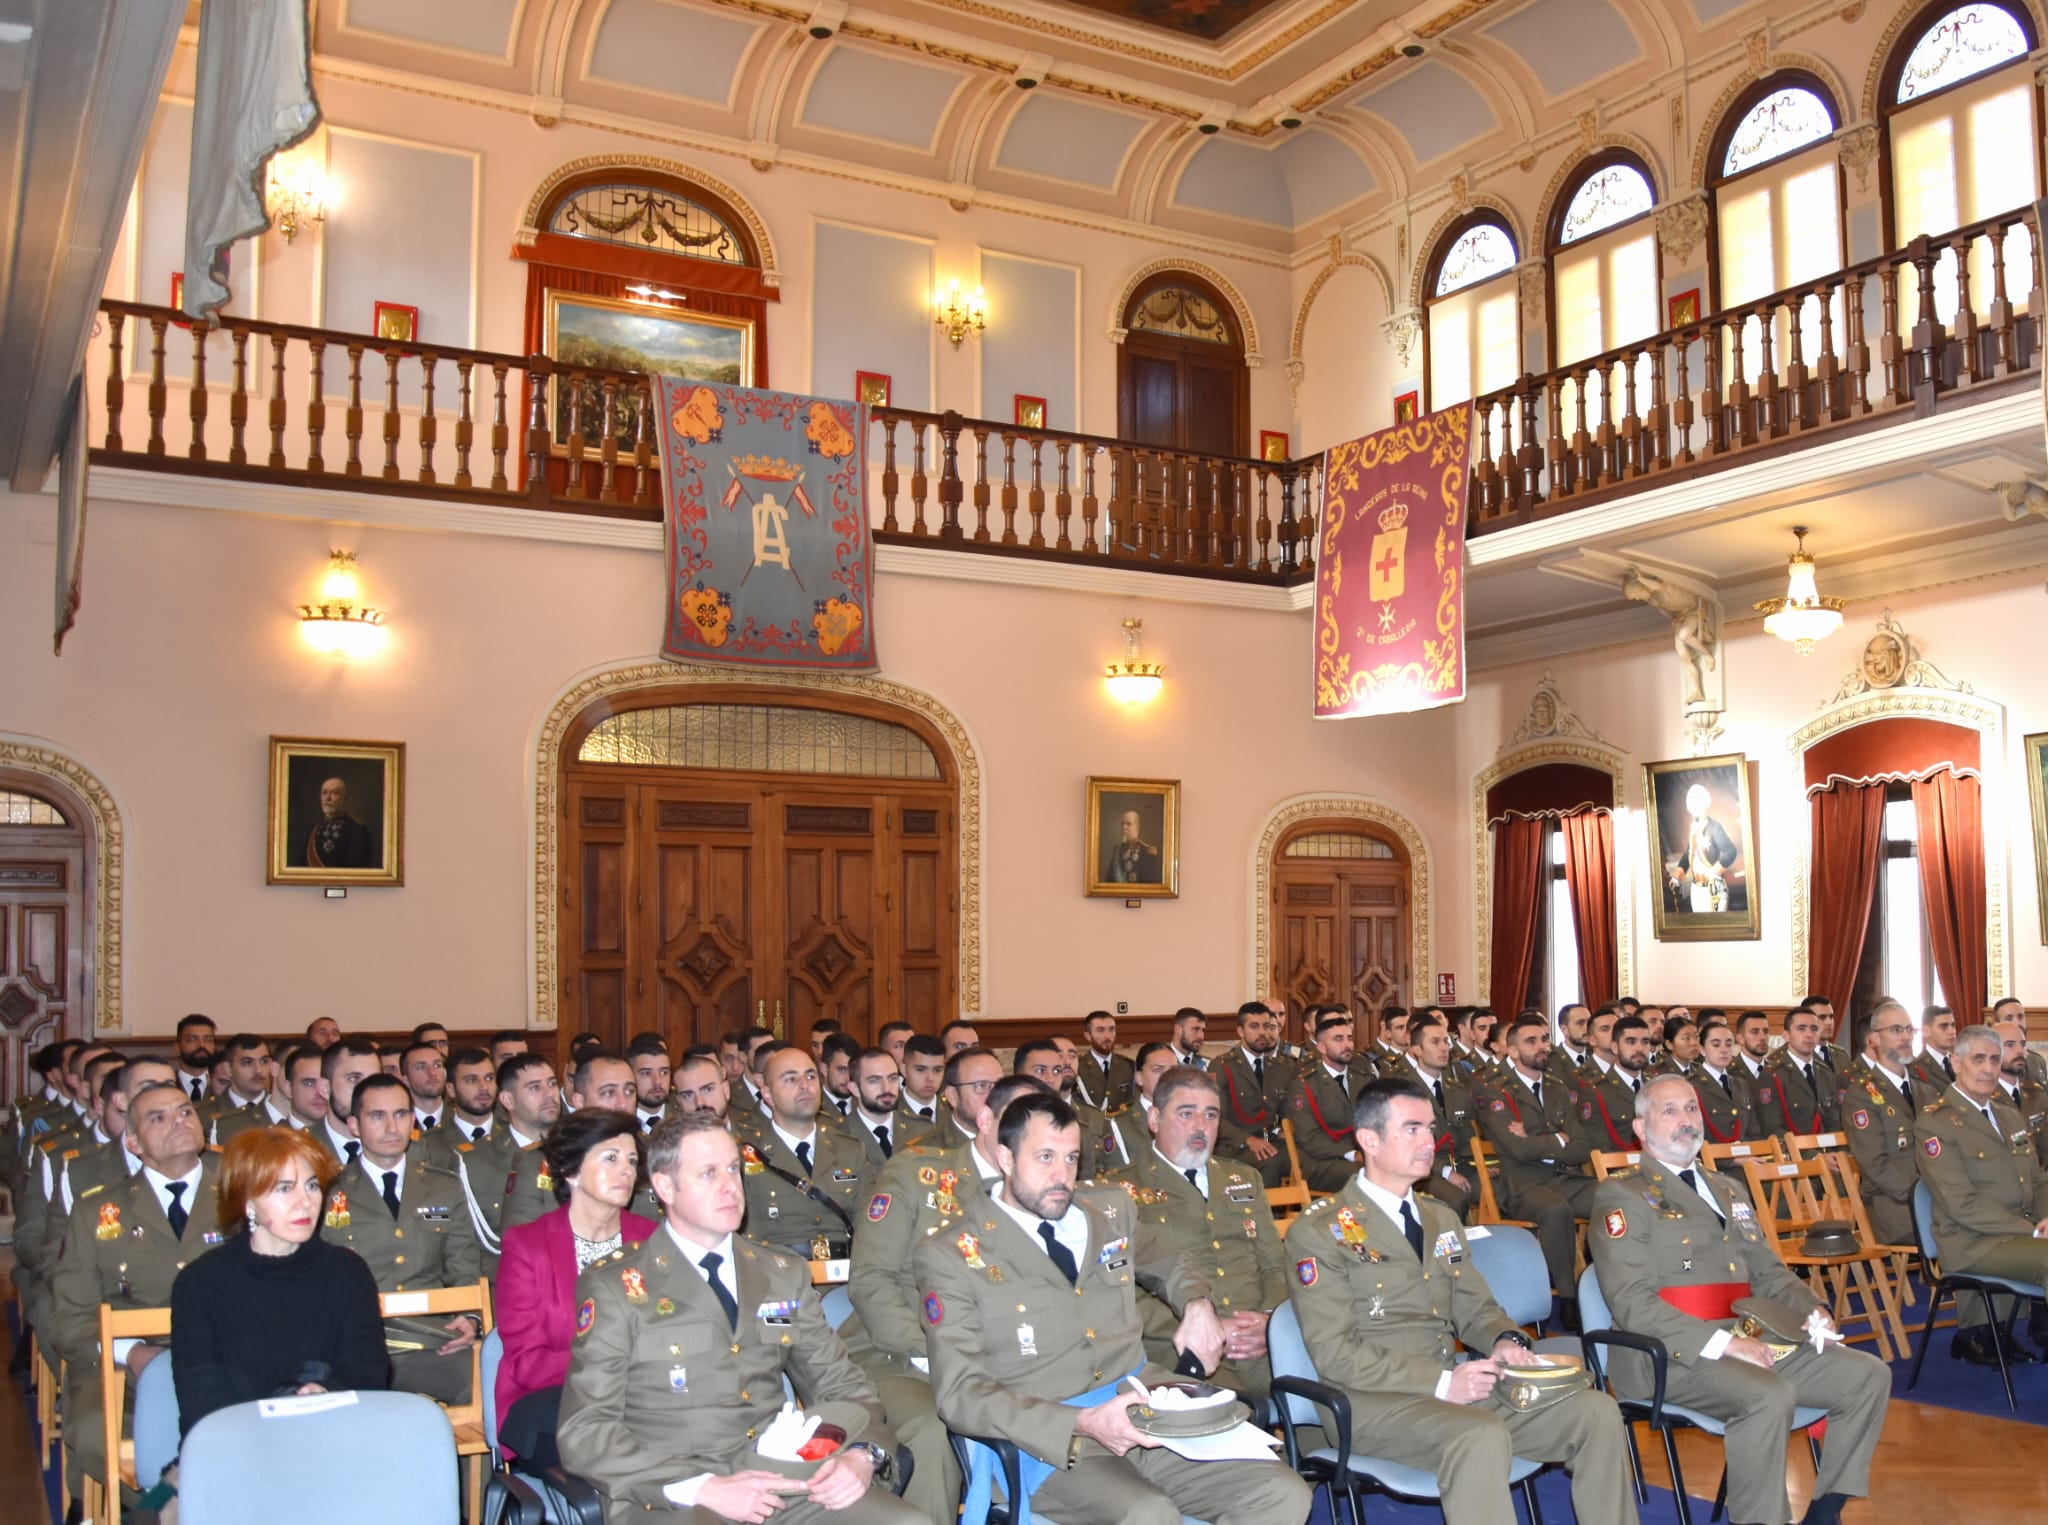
[1489,816,1547,1018]
[1914,768,1986,1019]
[1560,809,1617,1010]
[1807,783,1887,1012]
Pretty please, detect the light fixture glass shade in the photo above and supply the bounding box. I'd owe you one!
[300,550,385,658]
[1754,530,1844,655]
[1104,617,1164,702]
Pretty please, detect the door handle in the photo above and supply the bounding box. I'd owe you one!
[773,999,784,1039]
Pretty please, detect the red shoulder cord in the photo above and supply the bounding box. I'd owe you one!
[1224,1066,1268,1129]
[1591,1089,1635,1151]
[1300,1078,1353,1144]
[1699,1088,1744,1144]
[1771,1073,1821,1135]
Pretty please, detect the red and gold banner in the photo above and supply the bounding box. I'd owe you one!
[1312,405,1472,719]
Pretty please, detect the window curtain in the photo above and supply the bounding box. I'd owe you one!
[1807,782,1887,1011]
[1914,768,1986,1020]
[1560,808,1617,1010]
[1488,815,1547,1018]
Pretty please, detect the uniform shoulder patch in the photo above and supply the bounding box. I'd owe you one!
[1295,1257,1317,1286]
[575,1298,595,1337]
[1489,1098,1505,1111]
[1924,1137,1941,1157]
[868,1193,891,1222]
[923,1292,944,1325]
[1602,1208,1628,1238]
[1850,1109,1870,1130]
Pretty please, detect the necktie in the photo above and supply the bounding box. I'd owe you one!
[188,1078,205,1103]
[1252,1056,1265,1085]
[836,1097,850,1116]
[419,1114,437,1131]
[1183,1167,1202,1196]
[875,1125,892,1159]
[1399,1198,1425,1261]
[165,1181,189,1238]
[1818,1049,1834,1069]
[345,1140,360,1165]
[1629,1076,1641,1095]
[795,1140,813,1175]
[1900,1079,1917,1117]
[1944,1056,1956,1081]
[382,1169,401,1217]
[472,1126,489,1142]
[1530,1078,1543,1109]
[1800,1063,1814,1089]
[1038,1221,1080,1285]
[1431,1079,1445,1110]
[700,1252,739,1329]
[1679,1167,1726,1226]
[1719,1073,1733,1097]
[918,1106,933,1120]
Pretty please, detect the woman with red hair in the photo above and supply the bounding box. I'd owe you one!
[169,1125,387,1434]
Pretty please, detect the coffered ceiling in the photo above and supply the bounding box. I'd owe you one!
[308,0,1820,253]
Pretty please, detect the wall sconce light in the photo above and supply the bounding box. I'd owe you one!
[934,278,987,347]
[1104,618,1165,702]
[299,550,385,658]
[1754,526,1845,655]
[266,153,328,244]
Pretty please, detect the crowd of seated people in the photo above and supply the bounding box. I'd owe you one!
[4,992,2041,1525]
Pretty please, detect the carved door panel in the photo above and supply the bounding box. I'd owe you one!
[1271,860,1410,1046]
[1273,872,1341,1019]
[1344,873,1409,1041]
[891,799,953,1035]
[564,781,633,1045]
[0,843,84,1103]
[644,790,764,1055]
[776,792,879,1043]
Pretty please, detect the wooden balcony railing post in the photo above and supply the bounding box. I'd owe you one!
[1081,445,1100,555]
[1726,315,1755,447]
[1647,343,1670,472]
[453,357,475,490]
[1784,295,1813,431]
[1023,439,1044,549]
[1813,283,1840,422]
[1671,331,1695,466]
[1987,221,2017,376]
[1908,234,1946,408]
[227,327,249,466]
[102,310,125,452]
[997,431,1018,545]
[596,376,619,503]
[1618,351,1641,480]
[1253,464,1272,572]
[345,343,366,478]
[1474,401,1498,516]
[489,362,511,491]
[1701,316,1726,455]
[879,415,900,534]
[306,339,328,473]
[1951,232,1982,384]
[1054,442,1073,551]
[910,421,929,537]
[267,334,290,469]
[1277,461,1300,576]
[419,355,440,485]
[1878,264,1906,406]
[562,369,587,499]
[380,348,403,481]
[632,379,657,509]
[969,424,991,542]
[525,355,554,505]
[1518,377,1544,507]
[937,411,965,543]
[1754,300,1780,439]
[186,320,210,461]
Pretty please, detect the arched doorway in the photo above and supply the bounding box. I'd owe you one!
[1116,269,1249,455]
[557,685,961,1053]
[1267,820,1413,1046]
[0,767,98,1099]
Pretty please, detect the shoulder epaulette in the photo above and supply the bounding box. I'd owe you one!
[78,1182,105,1199]
[1302,1195,1335,1215]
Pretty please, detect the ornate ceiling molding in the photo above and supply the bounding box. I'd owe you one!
[1107,256,1263,366]
[0,736,124,1036]
[515,153,783,287]
[531,663,985,1027]
[1250,793,1434,1007]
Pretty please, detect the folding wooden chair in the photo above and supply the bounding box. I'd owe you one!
[1786,1131,1918,1317]
[1590,1149,1643,1181]
[381,1280,493,1525]
[1702,1137,1781,1172]
[86,1303,173,1525]
[1280,1119,1331,1201]
[1737,1156,1907,1361]
[1465,1137,1534,1229]
[33,1335,59,1468]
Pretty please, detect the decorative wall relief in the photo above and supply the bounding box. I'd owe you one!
[1822,610,1970,704]
[1620,566,1725,753]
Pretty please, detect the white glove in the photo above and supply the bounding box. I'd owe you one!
[1805,1310,1844,1354]
[755,1400,823,1461]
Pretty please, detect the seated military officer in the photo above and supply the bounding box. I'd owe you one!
[325,1073,483,1403]
[1842,998,1921,1249]
[438,1046,501,1148]
[917,1091,1312,1525]
[1289,1078,1635,1525]
[741,1046,868,1260]
[504,1051,647,1237]
[1592,1076,1888,1525]
[1287,1007,1373,1192]
[1213,1000,1297,1187]
[314,1039,382,1167]
[1017,1039,1117,1171]
[1917,1023,2048,1363]
[895,1036,948,1137]
[1104,1043,1175,1166]
[1101,1065,1286,1400]
[624,1034,676,1134]
[1755,1007,1842,1137]
[458,1052,564,1271]
[847,1047,902,1167]
[670,1051,732,1120]
[1073,1009,1134,1112]
[557,1113,918,1525]
[1389,1009,1476,1220]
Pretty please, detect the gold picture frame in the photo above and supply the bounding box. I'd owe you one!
[1084,776,1180,898]
[1643,752,1759,941]
[543,289,754,453]
[267,737,406,887]
[2027,732,2048,943]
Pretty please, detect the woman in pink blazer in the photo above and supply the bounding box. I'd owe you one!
[494,1109,658,1464]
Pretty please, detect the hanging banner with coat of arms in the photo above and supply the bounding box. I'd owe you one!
[1311,405,1473,719]
[653,379,877,672]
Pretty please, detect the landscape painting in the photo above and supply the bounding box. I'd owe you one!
[544,290,753,451]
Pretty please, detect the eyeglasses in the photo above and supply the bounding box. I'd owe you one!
[953,1079,996,1094]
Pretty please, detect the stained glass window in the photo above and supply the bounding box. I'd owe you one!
[1127,285,1234,344]
[1433,222,1518,297]
[1722,88,1837,176]
[579,703,940,779]
[1896,4,2029,102]
[1557,163,1655,245]
[0,791,67,826]
[1282,832,1395,859]
[549,182,751,266]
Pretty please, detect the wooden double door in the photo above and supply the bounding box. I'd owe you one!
[562,767,956,1053]
[1270,842,1411,1047]
[0,801,88,1103]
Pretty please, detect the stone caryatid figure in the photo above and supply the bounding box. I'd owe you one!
[1621,567,1718,711]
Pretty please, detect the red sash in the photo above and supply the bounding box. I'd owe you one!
[1658,1282,1751,1321]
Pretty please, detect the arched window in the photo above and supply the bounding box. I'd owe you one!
[547,181,755,269]
[1710,75,1844,387]
[1882,2,2039,314]
[1424,213,1521,410]
[1549,152,1660,369]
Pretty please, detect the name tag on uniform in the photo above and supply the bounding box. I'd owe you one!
[414,1205,450,1222]
[756,1300,799,1326]
[1224,1181,1256,1204]
[1433,1230,1463,1263]
[831,1167,859,1183]
[1098,1235,1129,1269]
[1729,1202,1753,1221]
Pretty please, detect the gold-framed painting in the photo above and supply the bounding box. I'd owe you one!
[2027,731,2048,942]
[1084,776,1180,898]
[267,737,405,887]
[543,289,753,453]
[1643,752,1759,941]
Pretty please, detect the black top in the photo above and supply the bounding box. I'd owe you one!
[169,1231,388,1436]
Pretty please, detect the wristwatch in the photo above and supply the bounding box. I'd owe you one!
[848,1440,892,1482]
[1494,1329,1534,1352]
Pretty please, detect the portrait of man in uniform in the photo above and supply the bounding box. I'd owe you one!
[1643,754,1758,941]
[268,737,405,886]
[1084,777,1179,898]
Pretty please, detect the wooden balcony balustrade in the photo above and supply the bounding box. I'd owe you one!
[83,203,2042,580]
